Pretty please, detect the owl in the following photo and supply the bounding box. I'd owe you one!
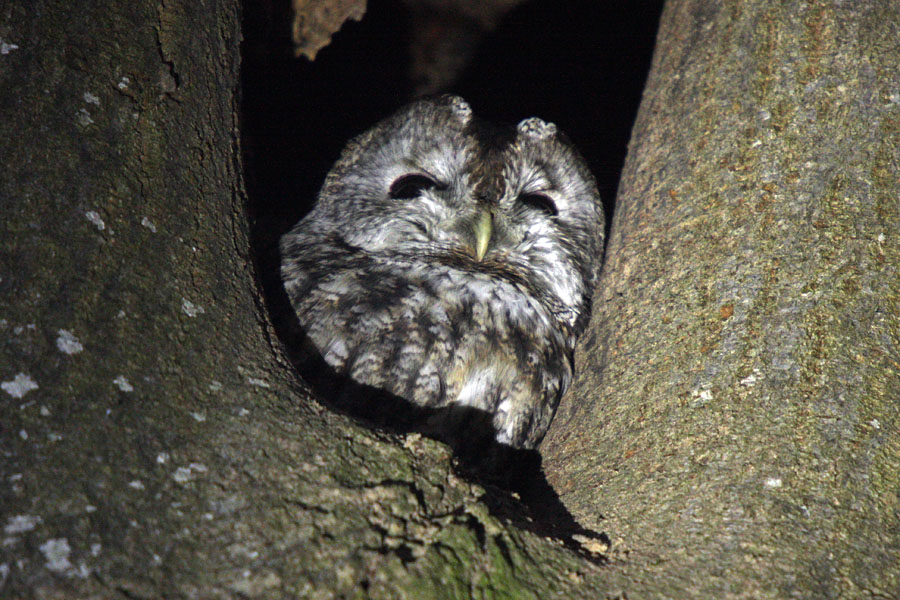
[280,95,603,451]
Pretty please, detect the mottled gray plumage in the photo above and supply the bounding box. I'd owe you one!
[280,95,603,449]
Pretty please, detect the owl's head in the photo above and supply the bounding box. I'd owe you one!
[298,95,604,334]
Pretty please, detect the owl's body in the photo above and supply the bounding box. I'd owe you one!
[281,96,603,449]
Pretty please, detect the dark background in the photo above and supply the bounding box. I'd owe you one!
[241,0,666,254]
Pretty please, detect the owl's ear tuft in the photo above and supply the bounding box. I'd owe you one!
[443,95,473,124]
[517,118,557,140]
[389,174,444,200]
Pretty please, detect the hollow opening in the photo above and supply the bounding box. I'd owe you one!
[241,0,663,546]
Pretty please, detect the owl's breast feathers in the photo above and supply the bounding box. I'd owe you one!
[282,237,576,448]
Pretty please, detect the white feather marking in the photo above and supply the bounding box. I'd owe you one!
[324,338,349,365]
[456,368,495,409]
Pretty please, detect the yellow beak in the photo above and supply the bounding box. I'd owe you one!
[474,209,493,262]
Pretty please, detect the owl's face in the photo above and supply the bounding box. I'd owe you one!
[303,96,603,334]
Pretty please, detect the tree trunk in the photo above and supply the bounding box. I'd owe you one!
[542,0,900,597]
[0,1,606,598]
[3,0,898,598]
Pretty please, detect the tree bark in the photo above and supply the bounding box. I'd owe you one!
[4,0,899,598]
[542,1,900,597]
[0,1,606,598]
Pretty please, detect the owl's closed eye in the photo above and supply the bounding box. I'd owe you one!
[281,95,604,451]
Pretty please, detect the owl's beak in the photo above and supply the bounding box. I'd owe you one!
[473,209,493,261]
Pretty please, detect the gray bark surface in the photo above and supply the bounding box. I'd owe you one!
[3,0,898,598]
[542,1,900,598]
[0,0,606,598]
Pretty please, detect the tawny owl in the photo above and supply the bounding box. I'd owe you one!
[280,95,603,450]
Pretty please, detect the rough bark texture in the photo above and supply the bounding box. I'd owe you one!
[0,1,606,598]
[542,1,900,598]
[4,0,899,598]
